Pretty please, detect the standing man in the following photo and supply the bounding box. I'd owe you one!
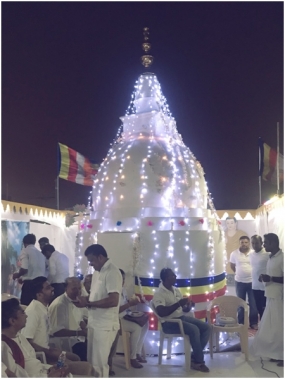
[250,233,284,367]
[153,268,211,373]
[38,237,49,251]
[230,236,258,329]
[73,244,122,377]
[49,277,88,361]
[41,244,69,299]
[249,235,269,320]
[12,234,46,306]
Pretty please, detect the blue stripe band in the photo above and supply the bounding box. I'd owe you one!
[135,272,226,288]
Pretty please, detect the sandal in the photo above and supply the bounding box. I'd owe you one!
[191,362,210,372]
[130,359,143,369]
[136,354,147,363]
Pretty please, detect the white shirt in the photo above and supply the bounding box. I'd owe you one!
[21,300,50,349]
[265,250,284,300]
[48,293,88,346]
[48,250,69,284]
[1,333,50,377]
[88,259,122,331]
[152,283,183,322]
[230,249,252,283]
[20,245,46,281]
[249,249,270,290]
[1,362,8,378]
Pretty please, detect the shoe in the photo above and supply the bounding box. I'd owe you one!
[136,354,147,363]
[270,359,280,362]
[109,370,115,376]
[191,362,210,372]
[250,324,258,330]
[130,359,143,369]
[277,361,284,367]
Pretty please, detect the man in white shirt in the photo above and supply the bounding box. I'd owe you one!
[12,234,46,306]
[42,244,69,300]
[250,233,284,367]
[73,244,122,378]
[2,298,70,378]
[230,236,258,329]
[152,268,211,373]
[249,235,269,320]
[20,276,92,375]
[49,277,88,361]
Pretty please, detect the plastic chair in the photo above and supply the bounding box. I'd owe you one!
[120,320,146,370]
[49,336,73,352]
[35,351,47,364]
[206,295,249,360]
[149,301,191,371]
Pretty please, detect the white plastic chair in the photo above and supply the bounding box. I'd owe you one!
[119,319,146,370]
[35,351,47,364]
[149,301,191,371]
[49,336,73,352]
[206,295,249,360]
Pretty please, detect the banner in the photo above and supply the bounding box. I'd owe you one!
[58,143,99,186]
[259,138,284,183]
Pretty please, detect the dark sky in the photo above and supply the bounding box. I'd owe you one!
[2,2,283,210]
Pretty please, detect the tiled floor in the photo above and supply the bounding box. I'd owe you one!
[112,338,284,378]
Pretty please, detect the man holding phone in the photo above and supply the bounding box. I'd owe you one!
[152,268,211,373]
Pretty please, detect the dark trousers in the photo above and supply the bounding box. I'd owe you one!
[51,283,65,299]
[20,280,33,306]
[235,281,258,326]
[253,289,266,320]
[162,316,211,364]
[72,342,88,361]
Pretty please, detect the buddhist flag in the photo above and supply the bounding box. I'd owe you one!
[58,143,99,186]
[259,138,284,183]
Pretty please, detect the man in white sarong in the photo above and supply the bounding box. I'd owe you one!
[250,233,284,367]
[73,244,122,377]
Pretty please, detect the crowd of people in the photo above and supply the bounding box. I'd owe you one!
[230,233,284,367]
[1,232,283,377]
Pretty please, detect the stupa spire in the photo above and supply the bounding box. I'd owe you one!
[141,27,154,69]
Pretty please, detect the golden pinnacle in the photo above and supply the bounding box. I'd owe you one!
[141,27,154,68]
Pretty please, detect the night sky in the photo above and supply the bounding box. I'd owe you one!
[2,2,283,211]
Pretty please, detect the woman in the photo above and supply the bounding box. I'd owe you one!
[119,269,149,369]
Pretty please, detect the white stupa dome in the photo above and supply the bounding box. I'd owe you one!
[78,69,226,319]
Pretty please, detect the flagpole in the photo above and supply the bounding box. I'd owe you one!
[277,122,280,196]
[56,176,59,210]
[258,137,262,206]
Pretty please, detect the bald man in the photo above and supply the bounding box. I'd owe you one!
[48,277,88,361]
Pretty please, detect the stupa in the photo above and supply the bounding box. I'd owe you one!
[76,28,226,323]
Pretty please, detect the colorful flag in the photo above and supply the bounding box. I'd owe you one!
[259,138,284,183]
[57,143,99,186]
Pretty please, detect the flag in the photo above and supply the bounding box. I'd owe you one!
[57,143,99,186]
[259,138,284,183]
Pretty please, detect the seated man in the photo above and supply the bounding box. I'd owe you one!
[2,298,70,377]
[49,277,88,361]
[21,276,92,376]
[153,268,211,373]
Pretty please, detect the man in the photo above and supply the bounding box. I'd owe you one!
[2,298,70,377]
[20,276,92,376]
[249,235,269,320]
[12,234,46,306]
[230,236,258,329]
[73,244,122,377]
[49,277,88,361]
[250,233,284,367]
[152,268,211,373]
[42,244,69,299]
[39,237,49,251]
